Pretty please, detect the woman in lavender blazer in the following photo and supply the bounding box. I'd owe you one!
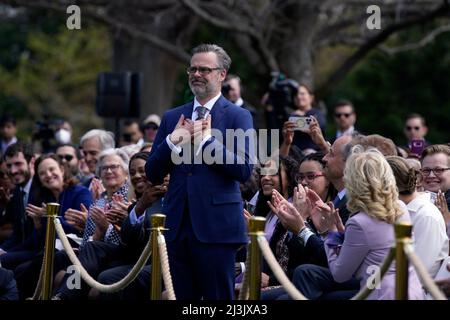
[323,147,424,300]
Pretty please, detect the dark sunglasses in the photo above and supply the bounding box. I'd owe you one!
[334,113,352,118]
[58,154,74,162]
[406,126,421,131]
[143,123,158,130]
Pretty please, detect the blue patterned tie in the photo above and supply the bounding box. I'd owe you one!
[195,106,208,120]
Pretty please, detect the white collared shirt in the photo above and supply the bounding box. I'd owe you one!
[234,97,244,107]
[336,126,355,140]
[191,92,221,120]
[337,188,346,201]
[407,192,449,278]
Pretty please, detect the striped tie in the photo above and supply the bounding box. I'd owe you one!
[195,106,208,120]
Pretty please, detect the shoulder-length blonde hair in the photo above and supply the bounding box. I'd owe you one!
[344,146,403,224]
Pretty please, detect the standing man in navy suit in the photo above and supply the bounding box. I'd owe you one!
[146,44,254,300]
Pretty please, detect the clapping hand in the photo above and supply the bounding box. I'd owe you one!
[267,189,286,215]
[307,189,339,234]
[134,184,167,216]
[243,208,253,225]
[333,206,345,233]
[436,190,450,224]
[90,206,109,237]
[65,203,89,232]
[276,200,306,234]
[26,203,46,219]
[292,184,312,219]
[90,178,105,201]
[105,200,131,227]
[266,189,305,233]
[26,203,47,230]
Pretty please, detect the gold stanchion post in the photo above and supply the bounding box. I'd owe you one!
[150,214,166,300]
[395,221,412,300]
[248,216,266,300]
[41,203,60,300]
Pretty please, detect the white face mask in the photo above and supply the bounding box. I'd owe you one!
[55,128,71,144]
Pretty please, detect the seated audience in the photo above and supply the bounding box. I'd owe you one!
[387,156,449,278]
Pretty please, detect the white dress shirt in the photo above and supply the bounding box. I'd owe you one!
[234,97,244,107]
[335,126,355,140]
[407,192,449,278]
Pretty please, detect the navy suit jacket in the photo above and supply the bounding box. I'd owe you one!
[0,184,37,251]
[120,198,163,261]
[146,95,254,244]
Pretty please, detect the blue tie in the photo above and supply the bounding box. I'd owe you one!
[333,195,340,207]
[195,106,208,120]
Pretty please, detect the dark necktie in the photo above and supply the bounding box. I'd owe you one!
[332,195,340,207]
[19,189,27,242]
[195,106,208,120]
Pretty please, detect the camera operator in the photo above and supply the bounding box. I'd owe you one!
[32,115,56,154]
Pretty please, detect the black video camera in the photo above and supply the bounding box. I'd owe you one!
[33,115,57,153]
[267,72,299,128]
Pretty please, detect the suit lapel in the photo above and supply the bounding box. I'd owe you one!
[210,96,227,128]
[179,102,194,171]
[181,102,193,121]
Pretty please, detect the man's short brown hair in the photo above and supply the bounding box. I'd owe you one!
[334,100,354,112]
[421,144,450,165]
[351,134,397,157]
[406,113,426,126]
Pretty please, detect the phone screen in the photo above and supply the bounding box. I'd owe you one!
[410,139,425,156]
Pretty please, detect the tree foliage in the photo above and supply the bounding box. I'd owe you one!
[327,24,450,145]
[0,14,111,141]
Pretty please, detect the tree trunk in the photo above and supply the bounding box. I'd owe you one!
[277,2,319,89]
[112,33,183,120]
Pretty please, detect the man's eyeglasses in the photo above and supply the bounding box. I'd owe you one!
[406,126,421,131]
[187,66,222,75]
[57,154,74,162]
[100,164,122,173]
[421,167,450,176]
[297,172,325,182]
[334,113,352,118]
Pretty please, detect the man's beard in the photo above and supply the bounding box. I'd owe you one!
[189,80,216,99]
[17,170,32,187]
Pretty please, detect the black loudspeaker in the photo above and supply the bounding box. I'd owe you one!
[96,72,141,118]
